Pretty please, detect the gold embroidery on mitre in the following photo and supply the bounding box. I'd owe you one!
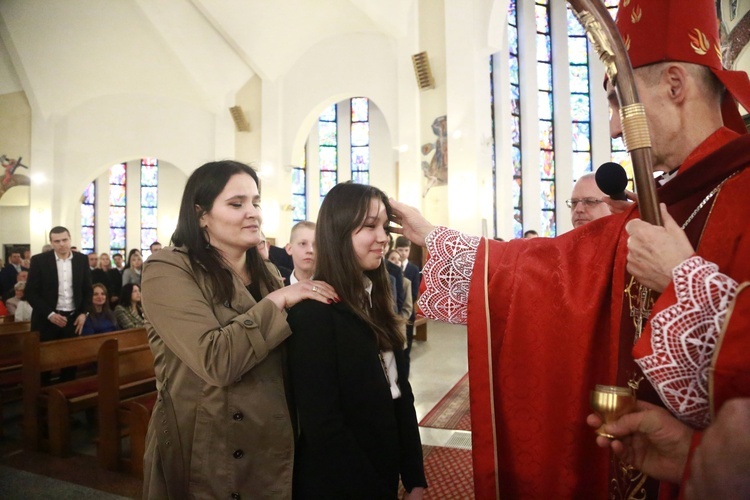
[714,42,723,63]
[631,5,642,23]
[689,28,710,55]
[623,0,631,6]
[624,34,631,51]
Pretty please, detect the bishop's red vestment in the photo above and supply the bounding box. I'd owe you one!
[419,130,750,497]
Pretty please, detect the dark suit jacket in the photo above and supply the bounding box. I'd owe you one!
[287,300,426,499]
[0,263,27,295]
[269,244,294,271]
[385,261,405,313]
[403,262,421,302]
[25,251,92,332]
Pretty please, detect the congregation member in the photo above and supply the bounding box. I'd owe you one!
[387,249,414,342]
[522,229,538,238]
[2,269,27,302]
[0,248,27,296]
[394,236,421,372]
[113,283,145,329]
[87,252,98,272]
[280,221,316,285]
[12,282,32,322]
[287,182,426,499]
[25,226,92,382]
[140,160,335,499]
[389,0,750,496]
[81,283,119,335]
[121,251,143,286]
[149,241,162,254]
[4,280,25,315]
[112,253,125,273]
[568,173,613,228]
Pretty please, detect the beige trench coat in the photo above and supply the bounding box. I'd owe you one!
[141,247,293,499]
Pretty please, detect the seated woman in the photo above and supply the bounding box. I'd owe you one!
[82,283,120,335]
[114,283,145,329]
[10,282,32,321]
[287,182,427,499]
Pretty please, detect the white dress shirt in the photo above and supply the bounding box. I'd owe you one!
[55,252,75,312]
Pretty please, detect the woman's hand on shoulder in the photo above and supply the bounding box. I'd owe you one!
[265,280,339,311]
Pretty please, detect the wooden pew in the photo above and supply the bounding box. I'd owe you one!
[0,330,30,437]
[0,314,15,324]
[0,321,31,334]
[22,328,148,456]
[97,338,156,477]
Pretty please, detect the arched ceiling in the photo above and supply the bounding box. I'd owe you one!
[0,0,415,119]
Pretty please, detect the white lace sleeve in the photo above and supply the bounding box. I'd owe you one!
[416,226,480,325]
[635,256,739,428]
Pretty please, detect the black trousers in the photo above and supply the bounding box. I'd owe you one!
[39,312,79,384]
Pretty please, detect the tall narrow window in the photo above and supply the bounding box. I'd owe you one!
[536,0,556,237]
[109,163,127,257]
[490,56,498,237]
[509,0,523,238]
[605,0,634,190]
[350,97,370,185]
[567,6,592,180]
[292,149,307,224]
[80,182,96,254]
[318,104,338,201]
[140,158,159,259]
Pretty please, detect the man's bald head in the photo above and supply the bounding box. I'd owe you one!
[569,174,612,229]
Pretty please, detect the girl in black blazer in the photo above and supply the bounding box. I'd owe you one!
[287,183,427,499]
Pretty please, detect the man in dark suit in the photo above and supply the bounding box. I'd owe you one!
[25,226,92,344]
[0,248,28,295]
[394,236,421,366]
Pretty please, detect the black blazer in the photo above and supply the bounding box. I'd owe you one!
[25,251,92,331]
[403,262,421,303]
[287,300,427,499]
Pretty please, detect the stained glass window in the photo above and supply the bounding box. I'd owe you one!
[490,56,498,237]
[80,182,96,254]
[140,158,158,259]
[350,97,370,185]
[568,6,593,182]
[509,0,523,238]
[292,149,307,224]
[109,163,127,256]
[319,104,337,201]
[605,0,634,190]
[537,0,556,237]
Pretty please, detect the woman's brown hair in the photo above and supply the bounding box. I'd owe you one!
[315,182,404,351]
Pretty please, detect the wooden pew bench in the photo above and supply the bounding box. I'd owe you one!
[97,338,156,477]
[414,316,428,342]
[22,327,148,457]
[0,321,31,335]
[0,330,30,437]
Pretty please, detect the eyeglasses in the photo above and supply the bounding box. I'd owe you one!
[565,198,604,208]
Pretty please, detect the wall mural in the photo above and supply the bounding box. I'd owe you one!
[0,155,30,201]
[421,115,447,196]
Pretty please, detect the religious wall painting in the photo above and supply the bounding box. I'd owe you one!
[421,115,447,196]
[0,155,30,202]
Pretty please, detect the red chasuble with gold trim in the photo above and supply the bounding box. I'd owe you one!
[465,133,750,498]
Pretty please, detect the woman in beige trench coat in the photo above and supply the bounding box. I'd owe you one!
[141,161,338,499]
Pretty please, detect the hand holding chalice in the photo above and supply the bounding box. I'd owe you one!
[590,385,637,439]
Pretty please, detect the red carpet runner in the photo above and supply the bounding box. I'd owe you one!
[418,373,471,431]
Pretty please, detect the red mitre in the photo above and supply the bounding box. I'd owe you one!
[614,0,750,134]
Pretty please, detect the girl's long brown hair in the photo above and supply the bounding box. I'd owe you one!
[315,182,404,351]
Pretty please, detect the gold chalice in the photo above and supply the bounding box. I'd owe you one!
[590,384,637,439]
